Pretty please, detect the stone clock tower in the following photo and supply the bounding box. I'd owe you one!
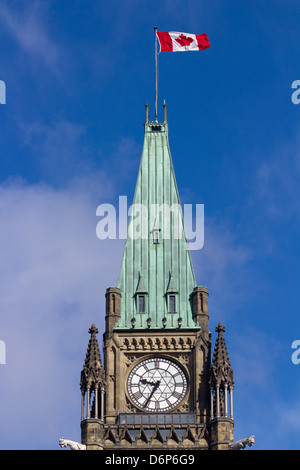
[79,104,235,450]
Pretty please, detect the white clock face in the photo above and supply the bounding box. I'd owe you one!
[127,357,187,412]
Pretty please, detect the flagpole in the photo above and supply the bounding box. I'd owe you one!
[154,26,158,122]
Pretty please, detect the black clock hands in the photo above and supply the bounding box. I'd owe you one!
[140,379,157,386]
[141,379,161,408]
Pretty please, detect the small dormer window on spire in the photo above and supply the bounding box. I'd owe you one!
[138,295,146,313]
[151,218,160,245]
[135,272,148,314]
[168,294,176,313]
[166,272,178,313]
[152,229,159,244]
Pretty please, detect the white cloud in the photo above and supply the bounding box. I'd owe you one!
[20,120,92,183]
[231,327,283,390]
[18,118,140,195]
[0,109,143,447]
[191,215,252,322]
[278,398,300,431]
[0,0,61,76]
[255,137,300,221]
[0,178,123,449]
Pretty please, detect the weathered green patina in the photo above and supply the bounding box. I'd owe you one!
[116,105,199,330]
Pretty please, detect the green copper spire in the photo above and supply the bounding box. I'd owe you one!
[116,104,198,330]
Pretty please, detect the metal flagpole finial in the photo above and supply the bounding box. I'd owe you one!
[154,27,158,122]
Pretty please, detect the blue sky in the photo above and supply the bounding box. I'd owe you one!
[0,0,300,450]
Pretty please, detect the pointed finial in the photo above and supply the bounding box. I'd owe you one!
[145,104,149,123]
[215,322,226,335]
[163,101,167,123]
[88,324,99,335]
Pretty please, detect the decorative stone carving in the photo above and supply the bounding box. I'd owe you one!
[125,355,137,366]
[177,354,190,365]
[228,435,255,450]
[121,336,195,351]
[59,438,86,450]
[125,396,137,412]
[176,402,190,412]
[80,324,106,391]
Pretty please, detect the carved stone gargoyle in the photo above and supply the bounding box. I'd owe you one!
[228,435,255,450]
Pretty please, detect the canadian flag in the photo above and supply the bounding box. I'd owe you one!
[156,31,210,53]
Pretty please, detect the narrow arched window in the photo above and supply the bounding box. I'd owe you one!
[200,292,203,312]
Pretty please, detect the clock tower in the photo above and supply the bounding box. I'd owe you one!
[80,104,235,450]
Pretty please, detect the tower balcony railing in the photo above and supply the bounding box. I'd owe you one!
[118,412,197,427]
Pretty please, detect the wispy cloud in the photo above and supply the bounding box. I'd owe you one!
[0,1,61,76]
[192,215,252,322]
[0,177,124,449]
[0,120,141,448]
[255,135,300,221]
[231,327,283,390]
[20,120,92,184]
[18,118,140,197]
[278,397,300,432]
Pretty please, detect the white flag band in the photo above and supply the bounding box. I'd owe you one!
[156,31,210,52]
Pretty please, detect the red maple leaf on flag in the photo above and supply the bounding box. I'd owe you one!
[175,34,194,47]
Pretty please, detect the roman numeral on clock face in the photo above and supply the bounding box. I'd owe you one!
[132,390,143,400]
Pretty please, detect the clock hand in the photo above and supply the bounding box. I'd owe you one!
[143,380,161,408]
[140,379,156,386]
